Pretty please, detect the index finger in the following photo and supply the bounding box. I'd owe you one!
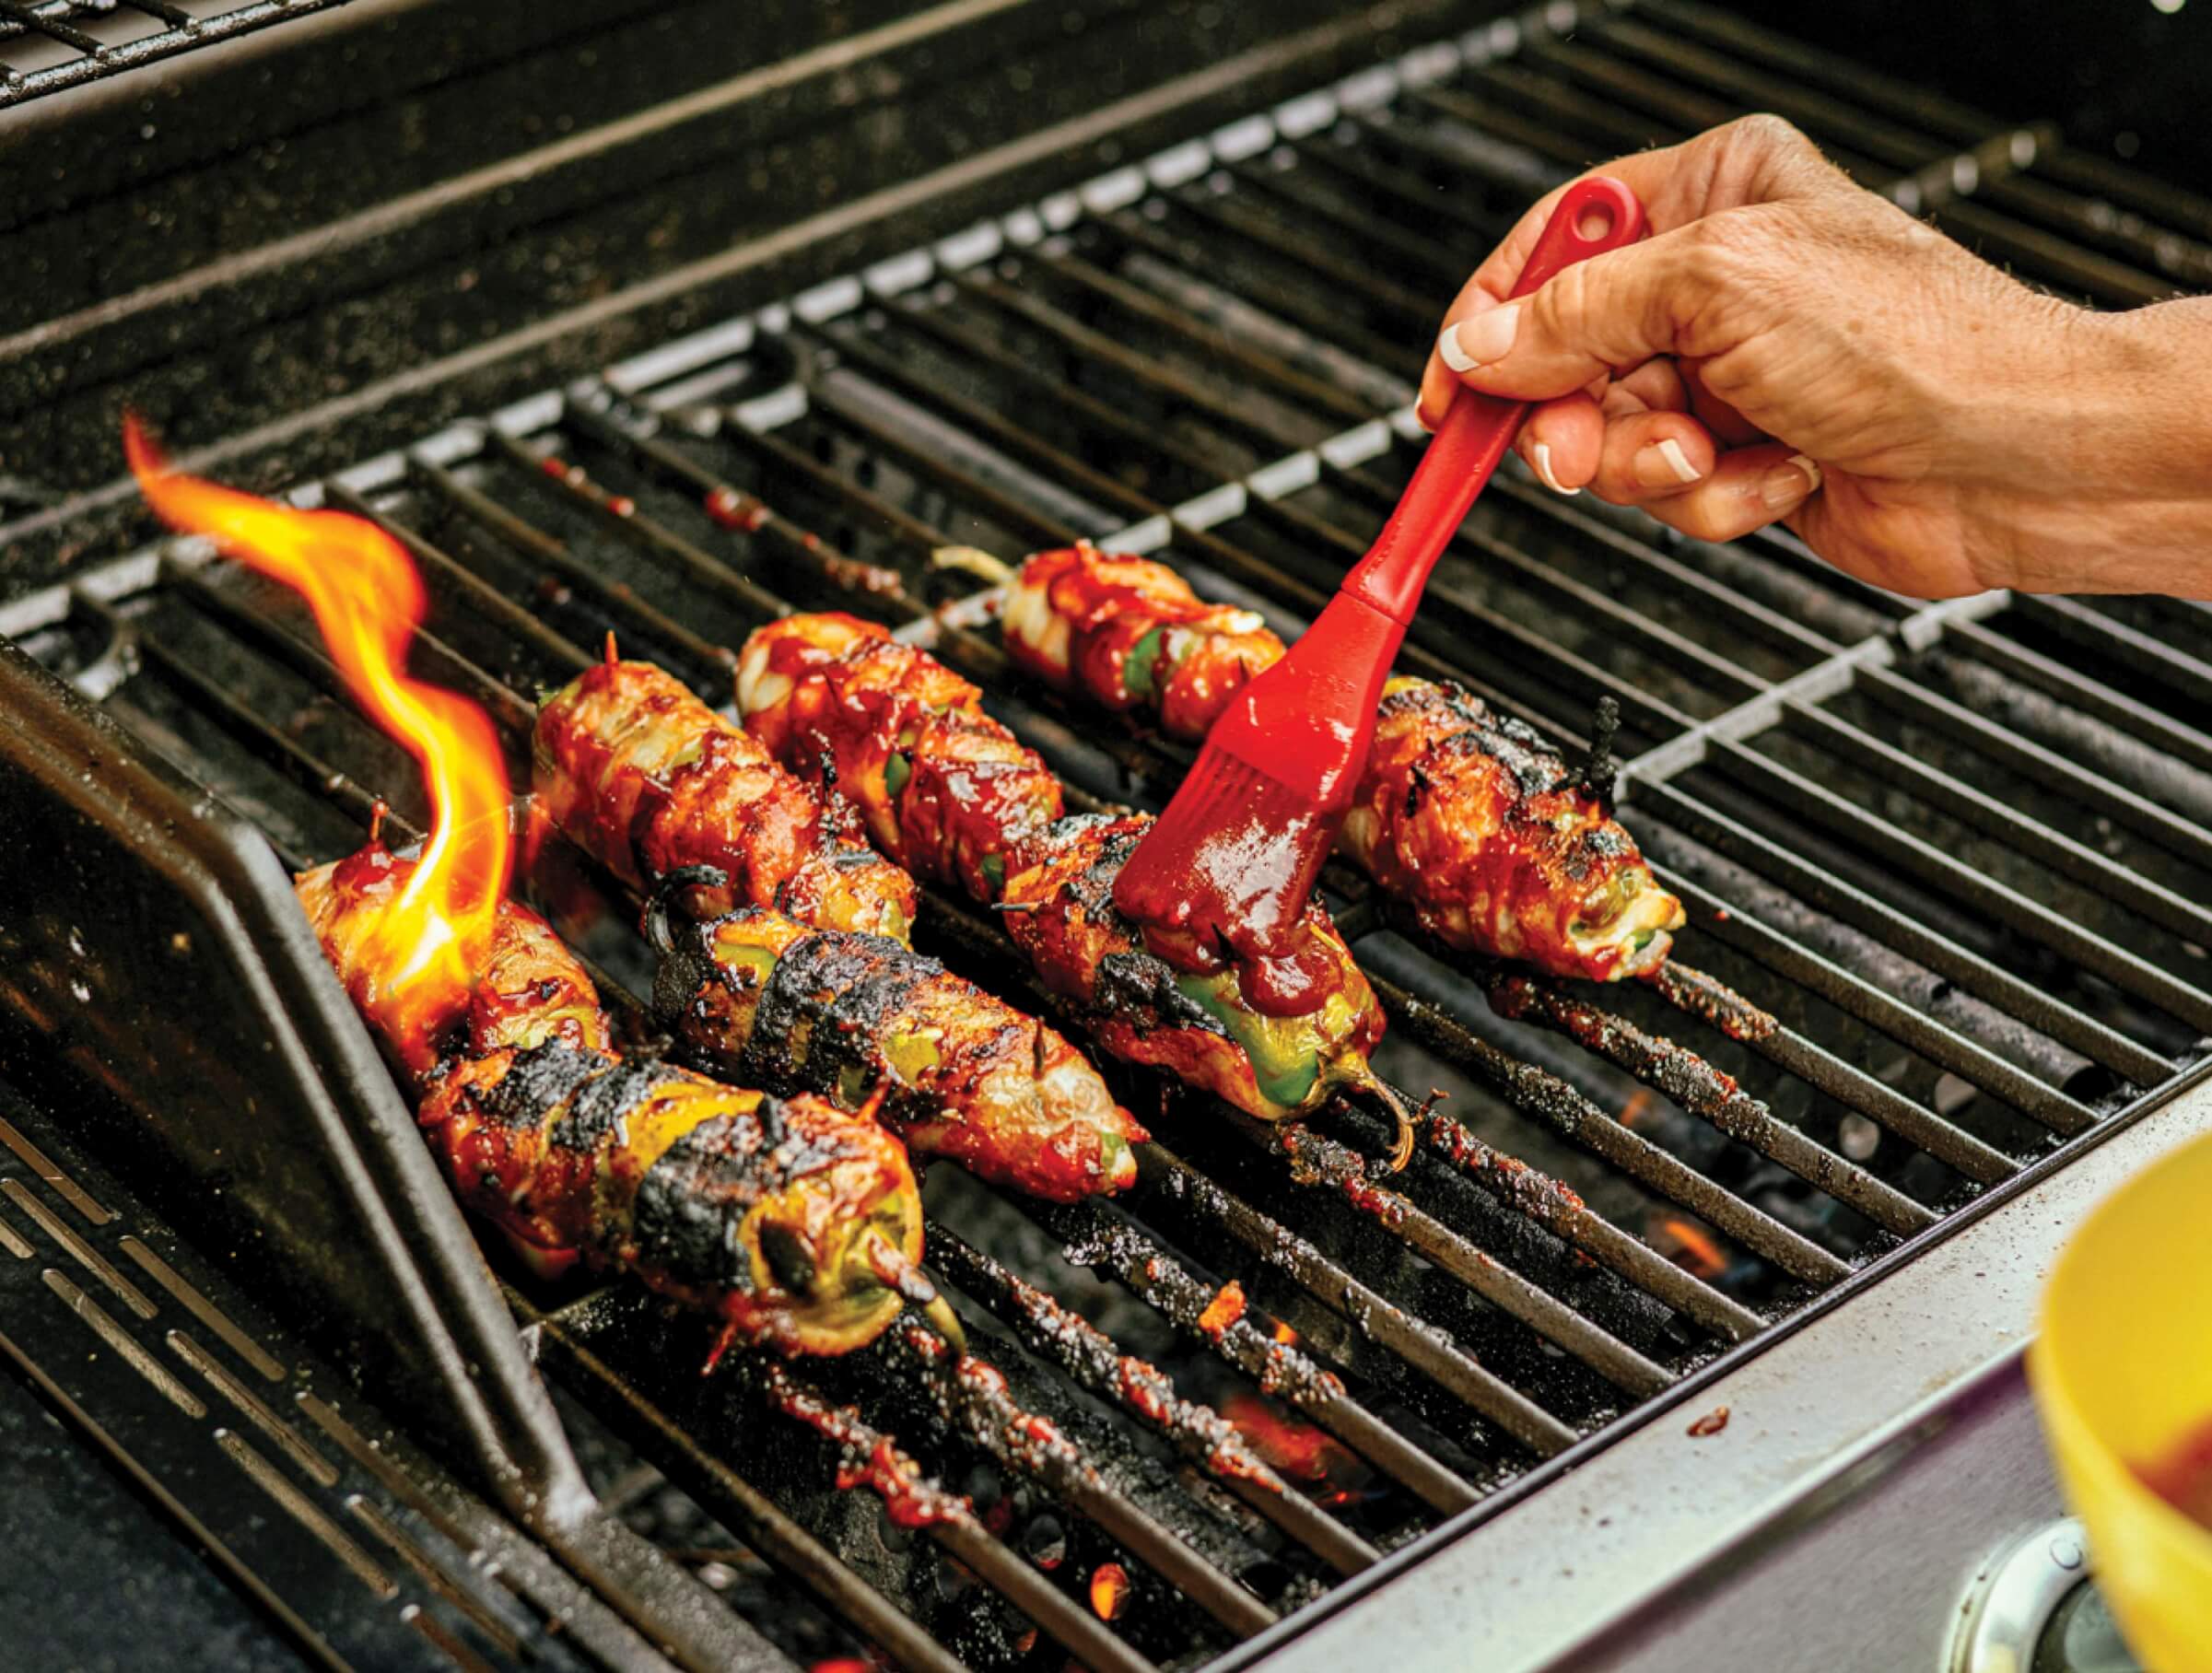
[1419,118,1838,426]
[1469,115,1836,306]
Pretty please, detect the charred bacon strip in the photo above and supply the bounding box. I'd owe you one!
[298,842,938,1357]
[646,876,1145,1203]
[535,657,917,942]
[736,614,1392,1140]
[1001,544,1684,982]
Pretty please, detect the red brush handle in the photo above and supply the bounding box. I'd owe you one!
[1345,176,1646,622]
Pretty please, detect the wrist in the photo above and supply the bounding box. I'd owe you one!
[2086,299,2212,497]
[1961,298,2212,595]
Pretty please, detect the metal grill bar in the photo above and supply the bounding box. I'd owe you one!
[755,1358,1156,1673]
[0,0,357,109]
[1853,662,2212,872]
[921,1223,1388,1575]
[486,432,790,626]
[2011,595,2212,711]
[1702,739,2212,1035]
[1371,974,1849,1284]
[1150,189,1441,333]
[164,556,538,749]
[1650,872,2058,1162]
[1632,782,2171,1083]
[322,482,599,681]
[1100,209,1420,378]
[882,1324,1280,1642]
[407,451,739,681]
[1482,973,1936,1236]
[516,1298,968,1673]
[1945,619,2212,779]
[1783,700,2212,946]
[1125,1149,1579,1459]
[1237,1117,1678,1394]
[1027,1198,1479,1518]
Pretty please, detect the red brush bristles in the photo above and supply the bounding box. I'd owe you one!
[1112,587,1399,967]
[1115,176,1646,965]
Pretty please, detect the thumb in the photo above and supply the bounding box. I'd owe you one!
[1434,225,1726,403]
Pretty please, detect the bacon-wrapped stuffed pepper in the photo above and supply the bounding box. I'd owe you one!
[1001,544,1684,982]
[535,656,916,942]
[298,841,941,1357]
[647,872,1144,1202]
[535,657,1140,1199]
[736,614,1396,1152]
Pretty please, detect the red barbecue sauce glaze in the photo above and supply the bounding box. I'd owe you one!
[764,1363,967,1529]
[1116,811,1341,1018]
[2137,1417,2212,1530]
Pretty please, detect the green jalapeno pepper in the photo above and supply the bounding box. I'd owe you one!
[1122,625,1167,701]
[1174,969,1321,1113]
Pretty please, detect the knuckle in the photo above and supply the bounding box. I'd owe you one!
[1531,263,1592,340]
[1670,215,1751,302]
[1726,111,1812,159]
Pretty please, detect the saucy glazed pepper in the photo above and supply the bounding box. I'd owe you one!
[997,813,1386,1123]
[735,614,1399,1152]
[1001,544,1684,982]
[298,843,941,1357]
[646,875,1146,1202]
[535,657,917,942]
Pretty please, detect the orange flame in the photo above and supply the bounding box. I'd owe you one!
[1088,1562,1129,1621]
[124,417,511,1049]
[1221,1393,1370,1499]
[1657,1218,1727,1280]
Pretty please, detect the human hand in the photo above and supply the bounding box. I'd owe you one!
[1420,114,2212,599]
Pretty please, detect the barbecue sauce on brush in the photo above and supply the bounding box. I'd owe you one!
[1116,807,1343,1017]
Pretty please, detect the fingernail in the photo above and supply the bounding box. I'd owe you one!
[1531,441,1579,496]
[1437,303,1520,372]
[1633,438,1704,488]
[1761,453,1821,513]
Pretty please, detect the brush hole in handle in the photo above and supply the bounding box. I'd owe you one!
[1345,176,1647,622]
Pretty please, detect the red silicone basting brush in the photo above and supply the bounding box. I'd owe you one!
[1113,177,1646,985]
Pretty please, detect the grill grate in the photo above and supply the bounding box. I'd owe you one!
[6,2,2212,1667]
[0,0,357,109]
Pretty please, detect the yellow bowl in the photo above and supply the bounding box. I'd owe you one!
[2031,1125,2212,1673]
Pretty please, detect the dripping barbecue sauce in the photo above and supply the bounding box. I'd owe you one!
[1116,829,1342,1017]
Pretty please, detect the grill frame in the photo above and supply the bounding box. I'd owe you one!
[5,1,2212,1667]
[0,0,359,109]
